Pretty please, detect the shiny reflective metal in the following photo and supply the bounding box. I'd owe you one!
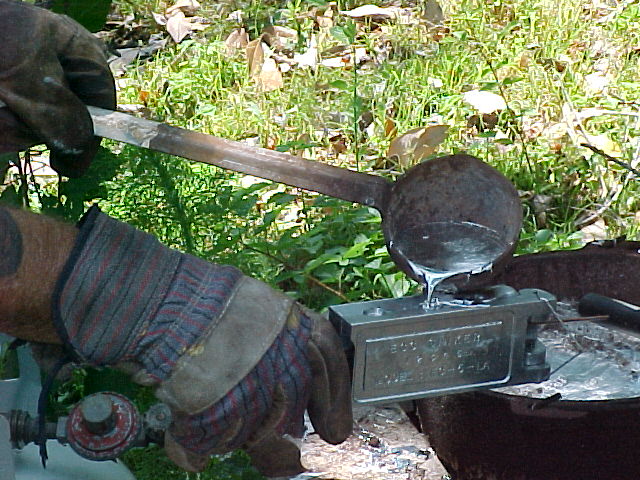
[329,286,554,404]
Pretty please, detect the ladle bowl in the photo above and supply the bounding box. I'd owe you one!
[89,108,522,283]
[383,154,522,287]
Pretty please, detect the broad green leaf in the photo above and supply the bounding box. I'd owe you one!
[342,240,372,259]
[330,21,356,44]
[534,229,553,243]
[501,76,524,85]
[330,26,351,45]
[329,80,349,90]
[452,30,468,41]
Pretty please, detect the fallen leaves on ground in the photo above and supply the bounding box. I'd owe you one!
[224,28,249,56]
[246,35,284,91]
[463,90,507,114]
[257,58,284,91]
[340,4,399,21]
[387,125,449,167]
[153,0,208,43]
[580,218,608,242]
[263,25,299,51]
[293,36,319,68]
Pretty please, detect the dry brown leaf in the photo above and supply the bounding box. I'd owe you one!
[152,11,167,26]
[316,7,334,28]
[580,218,608,242]
[166,11,193,43]
[264,25,298,38]
[341,4,398,20]
[584,72,612,95]
[293,35,318,68]
[384,116,398,138]
[246,36,266,77]
[245,35,283,90]
[422,0,444,26]
[421,125,449,145]
[387,127,429,156]
[463,90,507,114]
[518,50,532,68]
[258,58,283,91]
[263,25,298,51]
[224,28,249,56]
[330,134,348,155]
[387,125,449,167]
[412,144,438,162]
[227,9,243,22]
[160,0,207,43]
[166,0,200,16]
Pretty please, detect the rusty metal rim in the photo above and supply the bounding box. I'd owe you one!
[485,390,640,408]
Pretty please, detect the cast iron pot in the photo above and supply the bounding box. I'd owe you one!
[417,241,640,480]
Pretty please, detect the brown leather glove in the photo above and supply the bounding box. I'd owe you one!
[0,1,116,177]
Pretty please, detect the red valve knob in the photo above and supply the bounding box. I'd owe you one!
[66,392,141,461]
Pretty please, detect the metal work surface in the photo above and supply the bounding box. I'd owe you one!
[330,287,554,404]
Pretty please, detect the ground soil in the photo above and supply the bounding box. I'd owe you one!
[298,405,449,480]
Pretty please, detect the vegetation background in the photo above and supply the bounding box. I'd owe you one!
[3,0,640,478]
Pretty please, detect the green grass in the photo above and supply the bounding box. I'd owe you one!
[114,0,640,254]
[123,447,265,480]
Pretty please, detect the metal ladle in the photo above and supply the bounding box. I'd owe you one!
[90,107,522,286]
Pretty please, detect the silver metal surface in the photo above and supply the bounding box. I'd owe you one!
[0,416,15,480]
[80,394,115,436]
[329,287,554,404]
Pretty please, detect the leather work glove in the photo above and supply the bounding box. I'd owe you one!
[0,1,116,177]
[52,207,353,477]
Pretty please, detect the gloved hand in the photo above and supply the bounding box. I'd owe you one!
[52,207,353,477]
[0,1,116,177]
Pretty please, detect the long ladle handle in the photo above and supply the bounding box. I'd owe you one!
[89,107,391,211]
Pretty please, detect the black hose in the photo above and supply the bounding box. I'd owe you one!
[579,293,640,332]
